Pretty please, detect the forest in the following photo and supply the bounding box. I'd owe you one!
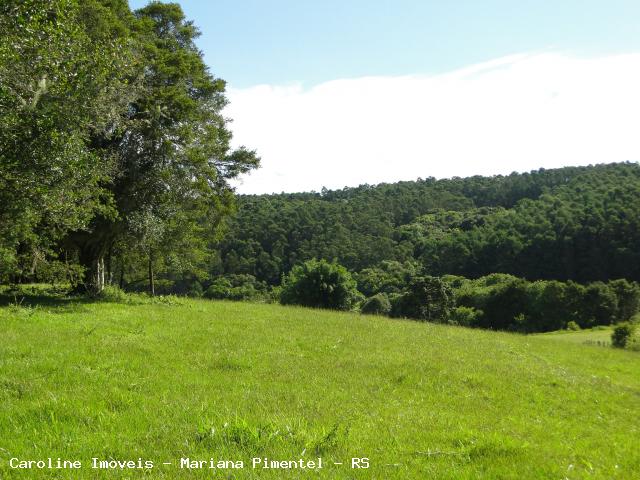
[208,162,640,334]
[215,162,640,284]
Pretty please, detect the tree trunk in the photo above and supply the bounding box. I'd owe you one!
[100,256,105,290]
[87,256,105,294]
[148,251,155,296]
[119,260,125,289]
[74,241,109,295]
[64,216,121,295]
[106,245,113,286]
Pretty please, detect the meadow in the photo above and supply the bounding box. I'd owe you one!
[1,292,639,479]
[537,327,615,347]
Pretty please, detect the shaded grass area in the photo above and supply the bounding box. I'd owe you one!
[1,296,639,479]
[0,284,83,309]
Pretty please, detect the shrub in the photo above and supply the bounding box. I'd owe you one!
[526,281,571,332]
[566,320,581,331]
[449,306,482,327]
[265,286,282,304]
[388,292,405,318]
[361,293,391,315]
[391,276,454,322]
[226,284,260,301]
[96,285,129,302]
[612,322,637,348]
[204,275,265,301]
[579,282,618,327]
[280,259,360,310]
[478,278,528,330]
[609,279,640,322]
[95,285,148,305]
[452,282,490,312]
[187,281,204,298]
[204,278,233,299]
[354,261,419,297]
[450,274,521,318]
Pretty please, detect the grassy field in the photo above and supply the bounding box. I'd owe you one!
[536,326,615,346]
[1,293,639,479]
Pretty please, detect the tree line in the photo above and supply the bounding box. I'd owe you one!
[213,162,640,285]
[200,258,640,333]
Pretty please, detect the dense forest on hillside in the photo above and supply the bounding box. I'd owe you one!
[214,162,640,284]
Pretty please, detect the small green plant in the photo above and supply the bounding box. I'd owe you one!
[96,285,130,303]
[611,322,637,348]
[566,320,581,331]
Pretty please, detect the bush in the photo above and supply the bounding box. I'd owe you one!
[526,281,572,332]
[96,285,129,302]
[94,285,148,305]
[609,279,640,322]
[449,306,482,327]
[612,322,637,348]
[388,292,405,317]
[566,320,581,331]
[204,274,265,301]
[579,282,618,327]
[478,278,528,331]
[280,259,360,310]
[204,278,233,299]
[265,286,282,304]
[187,281,203,298]
[391,276,454,322]
[354,261,419,297]
[361,293,391,315]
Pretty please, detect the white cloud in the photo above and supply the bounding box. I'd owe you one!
[225,53,640,194]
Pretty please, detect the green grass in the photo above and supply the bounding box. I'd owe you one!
[536,326,614,347]
[1,295,639,479]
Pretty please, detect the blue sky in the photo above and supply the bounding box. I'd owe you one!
[129,1,640,193]
[131,0,639,88]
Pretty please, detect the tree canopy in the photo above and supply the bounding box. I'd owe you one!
[0,0,259,291]
[214,162,640,285]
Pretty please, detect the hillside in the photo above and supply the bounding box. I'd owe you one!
[215,162,640,284]
[1,296,639,479]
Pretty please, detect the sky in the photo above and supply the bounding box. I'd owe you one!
[129,0,640,193]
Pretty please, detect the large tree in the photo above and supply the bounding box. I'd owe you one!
[0,0,135,281]
[64,1,259,292]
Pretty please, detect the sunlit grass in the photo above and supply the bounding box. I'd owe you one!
[1,295,639,479]
[537,326,614,347]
